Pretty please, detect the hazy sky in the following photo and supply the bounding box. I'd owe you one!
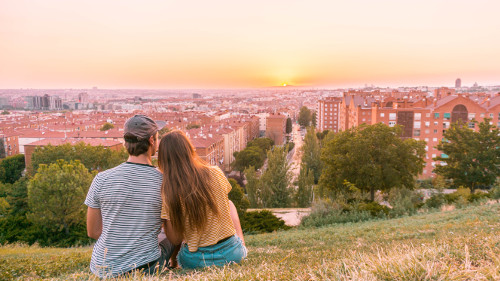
[1,0,499,89]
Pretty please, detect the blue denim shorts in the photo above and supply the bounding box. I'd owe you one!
[178,235,247,269]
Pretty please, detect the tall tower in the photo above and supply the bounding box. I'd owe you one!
[455,78,462,88]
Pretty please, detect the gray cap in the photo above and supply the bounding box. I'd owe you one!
[123,115,158,143]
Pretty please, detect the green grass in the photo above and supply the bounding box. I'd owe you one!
[2,204,500,280]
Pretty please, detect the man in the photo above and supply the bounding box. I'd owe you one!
[85,114,173,278]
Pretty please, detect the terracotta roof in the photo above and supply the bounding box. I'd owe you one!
[24,138,122,147]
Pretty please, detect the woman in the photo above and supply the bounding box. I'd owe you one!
[157,130,247,269]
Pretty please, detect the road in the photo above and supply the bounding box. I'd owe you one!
[289,123,303,181]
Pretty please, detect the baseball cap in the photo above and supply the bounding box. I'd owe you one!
[123,115,158,143]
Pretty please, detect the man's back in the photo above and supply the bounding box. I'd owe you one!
[85,162,162,277]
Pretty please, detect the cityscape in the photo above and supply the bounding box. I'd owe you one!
[1,0,500,279]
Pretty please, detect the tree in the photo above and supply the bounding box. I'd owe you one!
[247,137,274,157]
[296,165,314,207]
[30,143,127,174]
[228,178,250,217]
[298,106,311,127]
[260,146,293,207]
[232,146,264,172]
[186,124,200,130]
[0,154,25,184]
[301,127,322,184]
[100,122,115,131]
[244,166,261,208]
[27,160,96,235]
[311,111,317,127]
[320,123,425,201]
[158,126,171,138]
[434,119,500,191]
[286,118,293,134]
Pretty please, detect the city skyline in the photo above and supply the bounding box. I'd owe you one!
[1,0,500,89]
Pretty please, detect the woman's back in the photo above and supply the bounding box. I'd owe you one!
[161,165,236,252]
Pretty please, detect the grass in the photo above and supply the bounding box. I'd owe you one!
[1,203,500,280]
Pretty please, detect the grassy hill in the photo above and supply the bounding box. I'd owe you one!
[1,203,500,280]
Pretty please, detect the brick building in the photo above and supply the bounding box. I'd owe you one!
[266,113,287,145]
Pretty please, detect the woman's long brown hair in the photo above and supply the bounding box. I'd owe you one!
[158,130,219,238]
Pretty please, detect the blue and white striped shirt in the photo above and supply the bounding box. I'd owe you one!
[84,162,163,278]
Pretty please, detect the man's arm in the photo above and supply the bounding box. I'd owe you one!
[163,220,183,246]
[228,200,245,245]
[87,207,102,239]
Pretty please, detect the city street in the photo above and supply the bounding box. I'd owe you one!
[289,123,303,181]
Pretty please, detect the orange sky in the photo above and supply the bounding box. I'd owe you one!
[1,0,499,89]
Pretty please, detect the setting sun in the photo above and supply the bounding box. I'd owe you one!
[283,83,287,87]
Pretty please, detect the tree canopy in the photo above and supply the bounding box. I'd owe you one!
[298,106,312,127]
[320,123,426,201]
[260,146,293,207]
[232,146,265,172]
[247,137,274,156]
[100,122,115,131]
[0,154,25,184]
[296,165,314,207]
[301,127,322,184]
[434,119,500,191]
[30,143,127,174]
[286,118,293,134]
[228,178,250,217]
[27,160,96,235]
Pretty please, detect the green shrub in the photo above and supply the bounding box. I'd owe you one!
[424,193,446,209]
[387,188,424,216]
[241,210,290,234]
[355,201,390,216]
[468,191,490,202]
[300,199,378,228]
[490,185,500,199]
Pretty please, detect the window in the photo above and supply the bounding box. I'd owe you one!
[425,129,430,134]
[434,121,438,126]
[414,130,420,136]
[424,138,429,142]
[480,113,485,118]
[425,121,430,127]
[425,145,428,151]
[362,111,365,115]
[441,153,449,159]
[414,121,421,129]
[434,113,440,119]
[468,122,475,129]
[380,113,385,117]
[468,113,476,120]
[388,121,396,127]
[433,129,438,134]
[426,113,430,118]
[414,113,421,120]
[443,113,451,120]
[432,154,436,158]
[389,113,396,120]
[490,113,494,118]
[443,122,449,129]
[433,137,438,142]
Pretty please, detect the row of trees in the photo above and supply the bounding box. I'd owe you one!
[0,144,128,246]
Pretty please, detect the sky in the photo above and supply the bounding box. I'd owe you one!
[1,0,500,89]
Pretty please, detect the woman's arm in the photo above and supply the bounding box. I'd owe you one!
[228,200,245,245]
[87,207,102,239]
[163,220,183,246]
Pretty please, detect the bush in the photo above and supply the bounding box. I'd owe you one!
[490,185,500,200]
[387,188,424,216]
[228,178,250,218]
[467,191,490,203]
[355,201,390,217]
[300,199,378,228]
[241,210,290,234]
[424,193,446,209]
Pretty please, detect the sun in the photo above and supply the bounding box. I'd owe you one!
[282,83,287,87]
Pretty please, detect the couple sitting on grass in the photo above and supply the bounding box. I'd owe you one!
[85,115,247,278]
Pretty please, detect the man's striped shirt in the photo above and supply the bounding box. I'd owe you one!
[85,162,163,278]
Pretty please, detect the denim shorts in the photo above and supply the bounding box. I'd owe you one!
[178,235,247,269]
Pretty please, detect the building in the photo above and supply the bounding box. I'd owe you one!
[266,113,287,145]
[317,97,342,132]
[455,78,462,88]
[0,133,20,158]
